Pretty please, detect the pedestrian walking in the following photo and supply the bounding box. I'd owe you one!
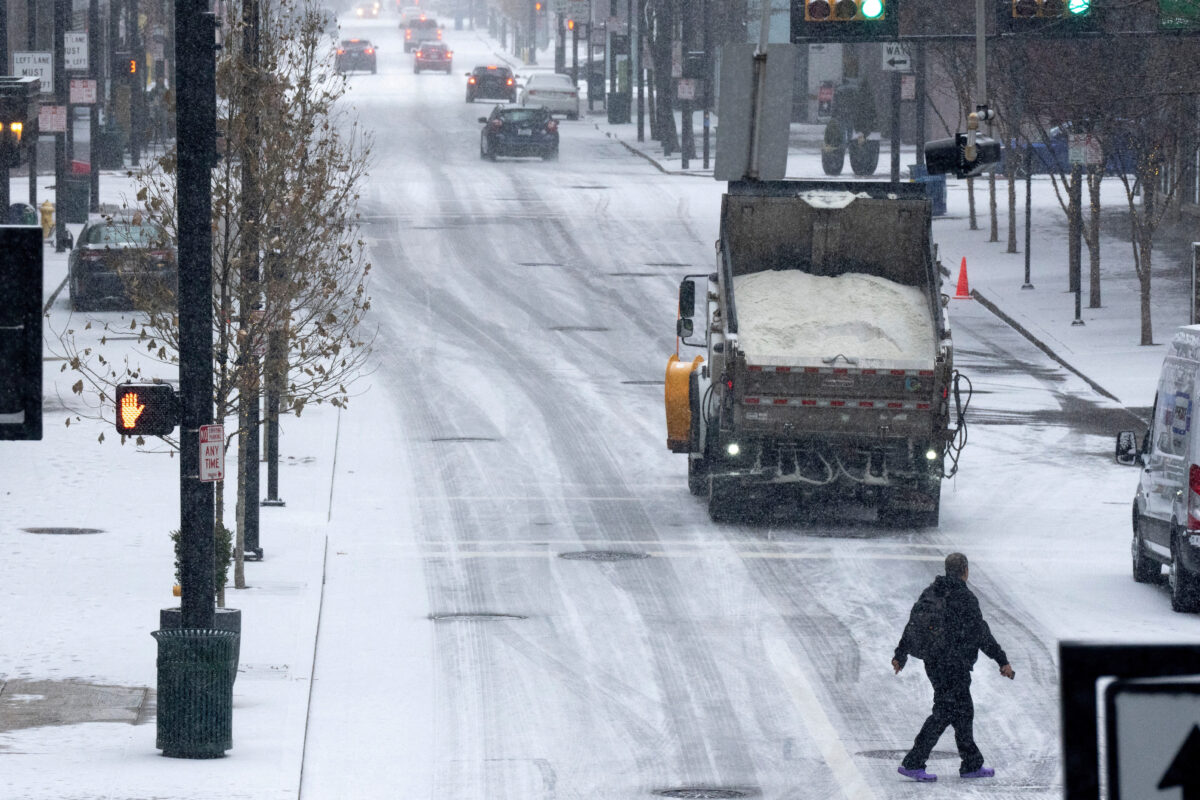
[892,552,1016,782]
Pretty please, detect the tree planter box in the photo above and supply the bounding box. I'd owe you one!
[848,138,881,176]
[821,146,846,176]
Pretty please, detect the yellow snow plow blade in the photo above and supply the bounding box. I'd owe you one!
[665,354,703,453]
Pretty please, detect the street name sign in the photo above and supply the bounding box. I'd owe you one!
[199,424,225,482]
[13,52,53,94]
[1106,679,1200,800]
[881,42,910,72]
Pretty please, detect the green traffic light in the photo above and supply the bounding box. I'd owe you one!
[861,0,884,18]
[1067,0,1090,15]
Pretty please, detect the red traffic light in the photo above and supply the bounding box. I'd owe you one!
[114,383,178,436]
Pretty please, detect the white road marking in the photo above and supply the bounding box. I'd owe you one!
[766,636,879,800]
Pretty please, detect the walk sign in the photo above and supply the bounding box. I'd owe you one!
[199,424,225,482]
[1106,680,1200,800]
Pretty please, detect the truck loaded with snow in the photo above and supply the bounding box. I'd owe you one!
[664,180,969,526]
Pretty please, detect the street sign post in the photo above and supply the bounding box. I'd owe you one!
[199,424,225,482]
[1106,680,1200,800]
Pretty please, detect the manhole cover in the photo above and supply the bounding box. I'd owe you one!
[857,749,958,761]
[429,613,527,622]
[655,789,750,799]
[559,550,649,562]
[22,527,103,535]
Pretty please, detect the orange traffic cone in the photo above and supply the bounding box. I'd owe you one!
[954,257,972,299]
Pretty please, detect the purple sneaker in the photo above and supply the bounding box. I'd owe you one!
[960,767,995,779]
[898,767,937,782]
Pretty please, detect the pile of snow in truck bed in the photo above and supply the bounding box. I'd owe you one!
[733,270,935,364]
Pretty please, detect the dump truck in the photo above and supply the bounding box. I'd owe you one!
[664,180,969,526]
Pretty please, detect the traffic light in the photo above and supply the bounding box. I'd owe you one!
[1000,0,1096,34]
[114,383,179,437]
[0,121,24,168]
[0,226,43,441]
[792,0,897,42]
[567,18,575,30]
[0,76,37,168]
[925,134,1002,179]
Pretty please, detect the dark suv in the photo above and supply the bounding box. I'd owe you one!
[479,105,558,161]
[466,64,517,103]
[335,39,377,74]
[403,17,440,52]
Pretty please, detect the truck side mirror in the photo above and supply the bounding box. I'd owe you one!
[677,318,694,338]
[678,279,695,319]
[1115,430,1142,466]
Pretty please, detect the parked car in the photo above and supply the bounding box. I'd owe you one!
[466,64,517,103]
[518,72,580,120]
[68,215,177,311]
[1117,324,1200,611]
[335,38,377,74]
[413,41,452,73]
[1002,121,1138,176]
[479,105,558,161]
[402,16,440,51]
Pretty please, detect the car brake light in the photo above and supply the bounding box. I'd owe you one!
[337,48,345,54]
[405,30,411,38]
[416,50,422,56]
[82,250,105,261]
[506,78,513,85]
[365,48,374,54]
[468,76,476,84]
[546,120,557,132]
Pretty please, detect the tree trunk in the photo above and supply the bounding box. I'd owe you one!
[651,0,677,155]
[988,171,998,243]
[1088,168,1102,309]
[1139,234,1154,346]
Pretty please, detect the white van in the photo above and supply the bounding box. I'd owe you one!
[1117,323,1200,612]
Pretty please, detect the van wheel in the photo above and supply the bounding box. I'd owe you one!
[1170,533,1200,612]
[1132,512,1162,583]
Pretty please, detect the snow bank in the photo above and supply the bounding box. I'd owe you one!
[733,270,935,364]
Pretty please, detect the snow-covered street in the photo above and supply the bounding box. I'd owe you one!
[3,11,1200,799]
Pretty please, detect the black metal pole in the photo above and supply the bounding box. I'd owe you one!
[128,0,142,166]
[0,7,8,213]
[88,0,100,211]
[890,70,900,183]
[27,0,38,207]
[637,0,645,142]
[1070,162,1084,325]
[528,0,536,64]
[240,0,263,561]
[701,0,710,166]
[176,0,217,631]
[54,0,69,251]
[571,20,578,85]
[1023,148,1033,289]
[914,42,925,168]
[555,13,564,73]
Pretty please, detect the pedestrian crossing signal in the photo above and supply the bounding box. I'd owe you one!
[114,383,178,436]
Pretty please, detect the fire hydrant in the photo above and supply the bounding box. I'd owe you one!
[39,200,55,240]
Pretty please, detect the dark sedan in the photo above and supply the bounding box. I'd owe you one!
[466,64,517,103]
[335,39,377,74]
[68,216,177,311]
[414,42,452,74]
[479,105,558,161]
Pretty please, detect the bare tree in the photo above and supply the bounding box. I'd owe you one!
[53,0,374,592]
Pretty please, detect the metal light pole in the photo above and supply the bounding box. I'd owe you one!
[0,0,8,213]
[528,0,537,64]
[27,0,38,206]
[88,0,101,211]
[1023,148,1034,289]
[54,0,69,251]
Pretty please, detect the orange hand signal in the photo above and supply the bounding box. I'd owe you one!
[120,393,145,429]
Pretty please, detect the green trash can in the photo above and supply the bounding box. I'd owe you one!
[151,628,238,758]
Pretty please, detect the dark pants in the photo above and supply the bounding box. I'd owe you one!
[901,663,984,775]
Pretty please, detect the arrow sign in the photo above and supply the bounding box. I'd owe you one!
[1159,724,1200,797]
[881,43,911,72]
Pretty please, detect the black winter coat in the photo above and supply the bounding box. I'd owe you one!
[894,575,1008,673]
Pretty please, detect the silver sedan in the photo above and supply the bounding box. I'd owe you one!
[518,72,581,120]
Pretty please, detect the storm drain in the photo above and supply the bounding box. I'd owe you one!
[22,527,104,535]
[609,272,660,277]
[430,436,498,443]
[518,261,565,268]
[655,789,751,799]
[429,613,527,622]
[568,185,608,189]
[548,326,610,333]
[559,550,649,562]
[645,262,692,267]
[858,749,958,761]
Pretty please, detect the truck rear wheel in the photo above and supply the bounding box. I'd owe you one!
[1132,511,1162,584]
[1170,533,1200,612]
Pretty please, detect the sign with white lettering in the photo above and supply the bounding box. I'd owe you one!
[38,104,67,133]
[69,79,97,105]
[882,42,911,72]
